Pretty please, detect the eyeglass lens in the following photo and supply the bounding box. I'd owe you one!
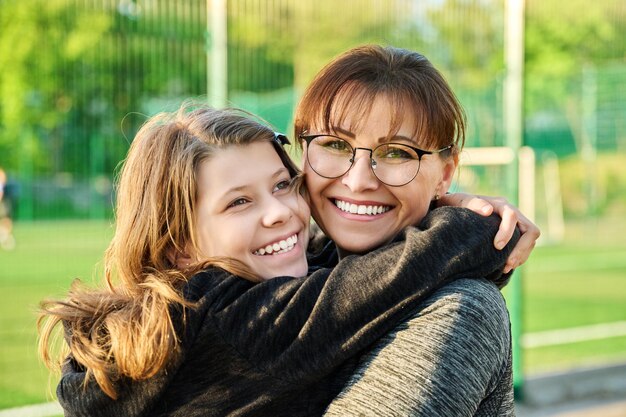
[306,136,421,186]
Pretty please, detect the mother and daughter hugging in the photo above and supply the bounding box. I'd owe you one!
[39,45,539,417]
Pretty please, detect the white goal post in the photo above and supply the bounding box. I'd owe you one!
[459,146,565,244]
[459,146,536,225]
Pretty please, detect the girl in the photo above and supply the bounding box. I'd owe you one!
[39,103,517,416]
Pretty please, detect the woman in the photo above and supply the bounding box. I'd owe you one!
[39,104,518,416]
[293,45,537,415]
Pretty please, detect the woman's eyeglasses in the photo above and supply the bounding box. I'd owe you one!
[299,134,453,187]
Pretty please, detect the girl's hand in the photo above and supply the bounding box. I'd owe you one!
[438,193,540,273]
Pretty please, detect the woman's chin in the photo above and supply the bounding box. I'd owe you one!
[334,235,392,257]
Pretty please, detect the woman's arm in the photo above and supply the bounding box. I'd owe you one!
[324,278,515,417]
[203,207,519,382]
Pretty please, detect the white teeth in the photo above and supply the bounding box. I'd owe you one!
[334,199,391,216]
[254,234,298,256]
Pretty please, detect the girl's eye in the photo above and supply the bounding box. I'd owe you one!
[273,179,293,192]
[227,197,249,209]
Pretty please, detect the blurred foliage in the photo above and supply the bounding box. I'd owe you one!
[554,153,626,217]
[0,0,624,219]
[0,0,206,176]
[524,0,626,155]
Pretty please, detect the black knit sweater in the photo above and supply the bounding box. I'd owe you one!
[56,207,519,417]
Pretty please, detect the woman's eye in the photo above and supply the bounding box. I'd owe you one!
[328,141,348,150]
[318,137,351,153]
[378,146,414,160]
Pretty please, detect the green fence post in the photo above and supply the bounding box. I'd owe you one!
[89,134,106,220]
[18,130,35,221]
[505,0,525,399]
[207,0,227,108]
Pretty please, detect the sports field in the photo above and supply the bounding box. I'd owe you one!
[1,217,625,410]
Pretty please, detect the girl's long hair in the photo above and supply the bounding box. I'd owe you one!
[38,102,301,399]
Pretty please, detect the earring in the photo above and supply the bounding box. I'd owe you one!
[433,194,440,201]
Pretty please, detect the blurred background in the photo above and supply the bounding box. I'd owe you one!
[0,0,624,415]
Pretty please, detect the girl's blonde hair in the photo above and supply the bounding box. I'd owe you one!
[38,102,301,399]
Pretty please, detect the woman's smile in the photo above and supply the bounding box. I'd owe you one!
[331,197,394,219]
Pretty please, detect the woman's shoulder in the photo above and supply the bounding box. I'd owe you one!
[376,278,511,353]
[429,278,507,307]
[422,278,510,326]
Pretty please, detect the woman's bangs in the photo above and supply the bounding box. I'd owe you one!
[325,85,377,135]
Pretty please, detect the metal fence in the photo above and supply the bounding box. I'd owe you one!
[1,0,518,220]
[1,0,624,220]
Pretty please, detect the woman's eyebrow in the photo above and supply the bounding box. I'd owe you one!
[332,125,414,144]
[376,134,414,144]
[331,126,356,138]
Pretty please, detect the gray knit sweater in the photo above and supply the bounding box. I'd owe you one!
[56,207,518,417]
[324,279,515,417]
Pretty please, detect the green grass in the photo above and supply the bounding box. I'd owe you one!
[0,220,114,409]
[515,216,626,373]
[1,216,625,409]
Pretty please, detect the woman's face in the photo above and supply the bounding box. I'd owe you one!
[302,94,456,255]
[195,141,310,279]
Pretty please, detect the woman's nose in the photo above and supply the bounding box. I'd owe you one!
[341,150,379,192]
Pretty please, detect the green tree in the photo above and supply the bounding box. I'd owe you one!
[0,0,111,172]
[525,0,626,153]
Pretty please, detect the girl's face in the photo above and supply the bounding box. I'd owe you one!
[302,94,456,256]
[195,141,310,279]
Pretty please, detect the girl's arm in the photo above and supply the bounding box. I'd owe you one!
[198,207,519,383]
[438,192,540,273]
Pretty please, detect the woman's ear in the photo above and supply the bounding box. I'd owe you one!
[438,157,458,195]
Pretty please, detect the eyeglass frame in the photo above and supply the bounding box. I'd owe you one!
[299,133,454,187]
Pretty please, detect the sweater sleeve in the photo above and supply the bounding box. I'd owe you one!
[205,207,519,383]
[323,279,515,417]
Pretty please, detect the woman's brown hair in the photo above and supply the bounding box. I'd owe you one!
[294,44,466,156]
[38,102,301,399]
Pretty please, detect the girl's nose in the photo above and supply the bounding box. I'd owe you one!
[261,195,293,227]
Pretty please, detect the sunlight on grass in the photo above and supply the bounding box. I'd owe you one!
[1,216,625,408]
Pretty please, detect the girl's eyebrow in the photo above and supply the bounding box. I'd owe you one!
[220,167,289,198]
